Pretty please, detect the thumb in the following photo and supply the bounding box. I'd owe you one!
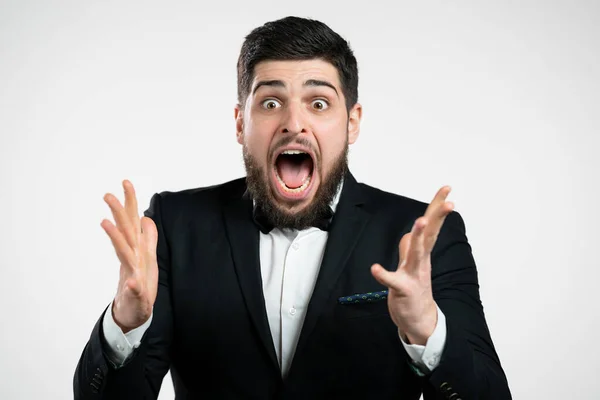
[371,263,397,290]
[141,216,158,255]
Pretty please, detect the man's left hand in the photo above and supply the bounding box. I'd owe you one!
[371,186,454,345]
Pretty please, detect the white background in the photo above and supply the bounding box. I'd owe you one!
[1,1,599,399]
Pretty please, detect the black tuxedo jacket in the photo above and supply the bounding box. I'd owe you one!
[74,172,511,399]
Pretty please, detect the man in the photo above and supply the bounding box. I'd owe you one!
[74,16,511,399]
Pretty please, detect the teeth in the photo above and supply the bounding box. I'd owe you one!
[276,172,312,193]
[281,150,307,155]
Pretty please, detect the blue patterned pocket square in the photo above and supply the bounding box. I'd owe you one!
[338,290,389,305]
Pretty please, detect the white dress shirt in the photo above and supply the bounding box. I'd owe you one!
[102,182,447,376]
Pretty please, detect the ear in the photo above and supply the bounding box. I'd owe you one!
[234,104,244,145]
[347,103,362,145]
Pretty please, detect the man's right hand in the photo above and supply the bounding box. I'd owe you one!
[101,180,159,333]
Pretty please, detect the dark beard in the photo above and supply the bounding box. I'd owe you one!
[243,141,348,231]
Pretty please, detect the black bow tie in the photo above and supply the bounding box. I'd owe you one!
[252,204,334,234]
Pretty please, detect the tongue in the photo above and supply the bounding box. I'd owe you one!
[277,157,312,189]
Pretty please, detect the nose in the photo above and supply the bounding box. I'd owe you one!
[281,101,307,135]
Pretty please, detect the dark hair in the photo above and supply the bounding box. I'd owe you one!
[237,16,358,112]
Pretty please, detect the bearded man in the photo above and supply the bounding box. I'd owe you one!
[74,16,511,399]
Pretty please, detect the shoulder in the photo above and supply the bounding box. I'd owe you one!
[145,177,246,220]
[356,180,466,235]
[158,176,245,203]
[357,181,429,217]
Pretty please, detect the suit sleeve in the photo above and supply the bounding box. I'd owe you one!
[420,211,512,400]
[73,193,174,400]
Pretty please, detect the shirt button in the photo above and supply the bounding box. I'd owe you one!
[117,344,124,351]
[289,307,296,316]
[292,242,299,250]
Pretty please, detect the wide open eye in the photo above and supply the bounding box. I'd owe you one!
[311,99,329,111]
[262,99,282,110]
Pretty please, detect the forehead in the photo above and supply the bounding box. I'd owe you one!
[252,59,341,90]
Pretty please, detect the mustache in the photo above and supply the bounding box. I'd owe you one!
[269,136,318,161]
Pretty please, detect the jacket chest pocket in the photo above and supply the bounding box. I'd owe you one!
[334,298,390,320]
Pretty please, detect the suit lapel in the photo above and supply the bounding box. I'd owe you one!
[222,186,279,370]
[292,172,372,360]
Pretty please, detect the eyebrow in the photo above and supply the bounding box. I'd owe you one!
[305,79,339,97]
[252,79,339,97]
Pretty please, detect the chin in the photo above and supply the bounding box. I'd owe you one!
[269,184,319,213]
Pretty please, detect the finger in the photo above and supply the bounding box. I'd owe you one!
[123,180,141,243]
[403,217,428,274]
[371,263,402,292]
[104,193,137,249]
[141,216,158,259]
[423,200,454,252]
[424,186,454,252]
[398,232,411,268]
[424,186,452,219]
[101,219,135,271]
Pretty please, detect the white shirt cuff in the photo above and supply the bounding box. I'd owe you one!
[101,300,153,367]
[400,304,447,373]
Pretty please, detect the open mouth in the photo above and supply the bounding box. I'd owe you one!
[272,149,315,198]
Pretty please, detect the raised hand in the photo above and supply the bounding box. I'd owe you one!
[370,186,454,345]
[101,180,159,333]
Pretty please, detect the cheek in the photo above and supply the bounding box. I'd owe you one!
[244,119,276,158]
[315,119,348,157]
